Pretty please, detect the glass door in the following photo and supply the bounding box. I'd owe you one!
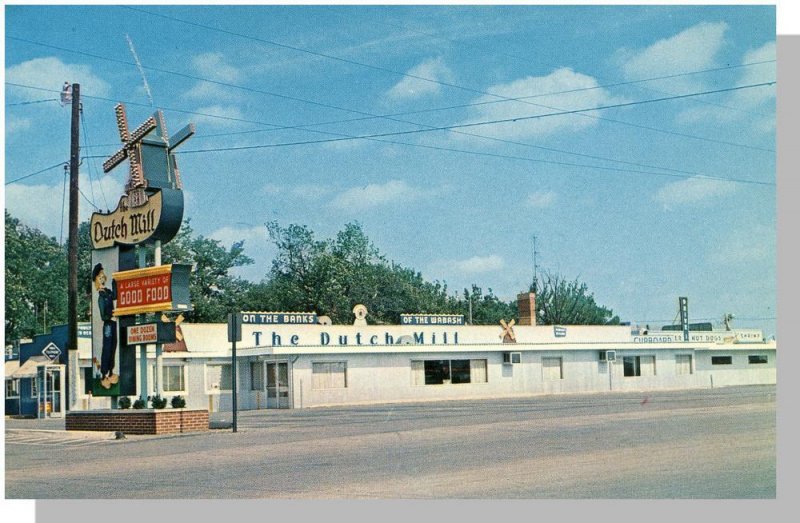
[266,362,290,409]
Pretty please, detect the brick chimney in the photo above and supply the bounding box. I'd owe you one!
[517,292,536,325]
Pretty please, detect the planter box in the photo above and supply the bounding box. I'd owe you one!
[65,409,209,435]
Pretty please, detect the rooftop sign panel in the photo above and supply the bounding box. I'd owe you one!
[400,314,465,326]
[241,312,318,325]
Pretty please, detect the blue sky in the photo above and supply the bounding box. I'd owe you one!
[4,4,777,335]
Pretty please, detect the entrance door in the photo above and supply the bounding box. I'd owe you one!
[266,362,290,408]
[37,365,65,418]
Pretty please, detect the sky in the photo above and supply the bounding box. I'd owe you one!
[3,3,777,336]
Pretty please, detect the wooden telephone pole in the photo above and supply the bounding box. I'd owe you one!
[67,83,80,410]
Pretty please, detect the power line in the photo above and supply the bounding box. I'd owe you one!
[6,98,59,107]
[5,161,68,185]
[123,7,777,140]
[337,7,775,119]
[7,35,776,158]
[0,81,746,182]
[181,81,775,154]
[80,106,110,210]
[6,80,775,187]
[369,137,773,187]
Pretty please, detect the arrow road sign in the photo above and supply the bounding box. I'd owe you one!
[42,342,62,362]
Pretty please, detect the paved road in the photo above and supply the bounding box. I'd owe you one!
[5,385,775,498]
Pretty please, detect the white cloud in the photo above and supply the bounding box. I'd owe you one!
[209,224,273,282]
[192,52,243,83]
[526,190,557,209]
[675,40,775,130]
[329,180,428,211]
[616,22,728,92]
[5,173,124,240]
[731,41,776,108]
[385,57,453,101]
[184,82,242,103]
[184,53,245,102]
[192,105,246,127]
[453,255,505,274]
[707,222,774,267]
[653,176,737,209]
[427,254,506,282]
[6,57,111,100]
[456,68,619,140]
[6,116,32,135]
[261,183,331,201]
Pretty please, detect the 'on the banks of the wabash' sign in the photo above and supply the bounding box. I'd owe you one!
[400,314,465,326]
[90,103,194,396]
[241,312,318,324]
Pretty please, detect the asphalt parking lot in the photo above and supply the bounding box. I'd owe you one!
[5,385,776,498]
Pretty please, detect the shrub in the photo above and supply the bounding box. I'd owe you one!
[150,395,168,409]
[132,399,146,409]
[118,396,131,409]
[171,395,186,408]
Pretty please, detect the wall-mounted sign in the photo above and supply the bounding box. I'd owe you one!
[42,342,62,362]
[554,326,567,338]
[77,323,92,338]
[241,312,318,324]
[122,322,177,346]
[113,264,192,316]
[400,314,465,326]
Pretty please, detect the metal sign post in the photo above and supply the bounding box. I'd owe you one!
[228,313,242,433]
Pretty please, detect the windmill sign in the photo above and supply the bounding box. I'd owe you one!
[90,104,193,249]
[89,103,194,397]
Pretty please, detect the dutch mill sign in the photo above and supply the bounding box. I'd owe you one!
[89,104,194,396]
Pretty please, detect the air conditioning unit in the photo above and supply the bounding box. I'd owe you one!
[599,350,617,362]
[503,352,522,365]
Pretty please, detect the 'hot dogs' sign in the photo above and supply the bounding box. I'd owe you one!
[112,264,192,316]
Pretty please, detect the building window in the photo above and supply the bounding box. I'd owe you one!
[411,359,487,385]
[312,362,347,389]
[6,379,19,398]
[151,365,186,393]
[163,365,185,392]
[251,362,264,390]
[542,357,563,380]
[676,355,693,375]
[748,355,768,364]
[206,364,232,392]
[711,356,733,365]
[623,355,656,377]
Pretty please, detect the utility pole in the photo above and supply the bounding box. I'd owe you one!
[67,83,80,411]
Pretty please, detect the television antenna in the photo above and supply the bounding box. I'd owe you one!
[125,34,154,107]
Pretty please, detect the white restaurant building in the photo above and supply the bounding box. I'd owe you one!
[61,295,776,412]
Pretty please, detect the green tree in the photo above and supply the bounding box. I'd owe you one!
[248,221,463,324]
[160,220,254,322]
[531,271,620,325]
[460,285,517,325]
[5,211,68,342]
